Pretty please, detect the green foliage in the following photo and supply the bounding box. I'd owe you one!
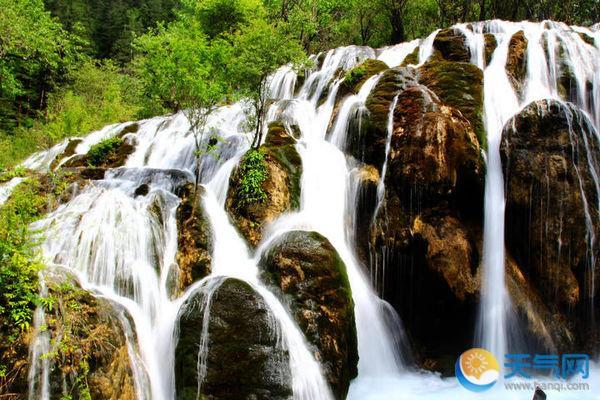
[228,19,307,147]
[0,60,139,168]
[0,0,84,132]
[235,149,268,208]
[0,178,47,335]
[345,66,367,88]
[180,0,265,39]
[134,19,231,117]
[86,137,124,167]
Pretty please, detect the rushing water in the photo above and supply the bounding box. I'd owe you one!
[14,19,600,400]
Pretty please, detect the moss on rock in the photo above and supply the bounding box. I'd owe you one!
[260,231,357,399]
[418,60,486,148]
[484,33,497,66]
[342,59,389,94]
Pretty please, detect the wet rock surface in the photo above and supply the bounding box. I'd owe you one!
[174,183,212,293]
[260,231,358,399]
[432,28,471,62]
[175,278,292,400]
[505,30,528,97]
[501,99,600,348]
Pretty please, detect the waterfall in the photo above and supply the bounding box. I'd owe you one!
[453,20,600,363]
[17,22,600,400]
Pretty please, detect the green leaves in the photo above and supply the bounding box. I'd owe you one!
[0,178,46,334]
[235,149,269,208]
[86,137,124,167]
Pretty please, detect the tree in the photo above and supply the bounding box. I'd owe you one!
[134,19,232,188]
[0,0,82,132]
[228,20,306,148]
[180,0,266,39]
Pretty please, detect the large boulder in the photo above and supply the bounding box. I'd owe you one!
[175,278,292,400]
[367,84,485,373]
[501,99,600,340]
[260,231,357,399]
[336,59,389,102]
[226,123,302,247]
[174,183,212,294]
[385,85,484,207]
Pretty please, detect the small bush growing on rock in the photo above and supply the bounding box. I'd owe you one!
[235,149,268,208]
[87,137,124,167]
[344,66,367,88]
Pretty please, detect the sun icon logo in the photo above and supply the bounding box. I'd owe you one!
[455,348,500,392]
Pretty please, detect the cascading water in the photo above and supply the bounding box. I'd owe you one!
[14,20,600,400]
[454,20,600,364]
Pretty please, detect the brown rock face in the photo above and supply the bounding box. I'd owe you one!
[41,281,137,400]
[359,67,419,168]
[418,60,485,148]
[484,33,497,66]
[412,213,478,301]
[174,183,212,294]
[175,278,292,400]
[501,100,600,327]
[386,86,483,205]
[432,29,471,62]
[226,123,302,247]
[505,30,528,97]
[367,82,485,373]
[260,231,357,399]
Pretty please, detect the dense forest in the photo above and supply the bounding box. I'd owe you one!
[1,0,599,169]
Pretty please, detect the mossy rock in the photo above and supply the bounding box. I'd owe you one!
[51,138,83,170]
[386,85,485,211]
[432,28,470,62]
[360,67,419,168]
[400,46,420,66]
[578,32,595,47]
[505,30,528,97]
[175,278,292,400]
[116,122,140,138]
[418,60,486,149]
[63,137,135,169]
[501,100,600,313]
[342,59,389,95]
[22,278,138,400]
[260,231,357,399]
[226,125,302,247]
[174,183,212,295]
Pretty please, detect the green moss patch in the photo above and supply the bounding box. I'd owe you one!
[419,60,486,149]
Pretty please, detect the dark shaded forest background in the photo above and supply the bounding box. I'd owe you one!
[1,0,598,168]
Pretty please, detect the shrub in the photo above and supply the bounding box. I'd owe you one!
[235,149,268,208]
[0,178,46,335]
[344,65,367,88]
[87,137,124,167]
